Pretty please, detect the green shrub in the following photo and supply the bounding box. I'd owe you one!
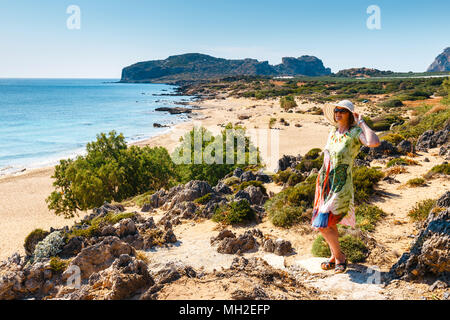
[173,124,261,186]
[393,107,450,139]
[379,99,403,108]
[69,212,135,238]
[265,174,317,228]
[425,163,450,178]
[46,131,177,218]
[295,151,324,173]
[380,133,406,145]
[49,256,68,273]
[408,199,436,222]
[223,176,241,186]
[24,229,49,256]
[269,117,277,128]
[212,199,256,225]
[280,95,297,111]
[386,157,409,168]
[406,177,426,187]
[194,193,212,205]
[311,234,368,263]
[352,166,384,204]
[355,204,387,232]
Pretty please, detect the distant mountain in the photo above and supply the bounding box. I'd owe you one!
[120,53,331,83]
[335,67,394,78]
[427,47,450,72]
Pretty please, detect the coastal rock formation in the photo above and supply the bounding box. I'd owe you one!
[389,191,450,280]
[427,47,450,72]
[335,67,394,78]
[415,122,449,152]
[120,53,331,83]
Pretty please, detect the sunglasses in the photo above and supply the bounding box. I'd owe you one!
[334,108,349,114]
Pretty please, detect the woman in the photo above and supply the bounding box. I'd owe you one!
[311,100,380,273]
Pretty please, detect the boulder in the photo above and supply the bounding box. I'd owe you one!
[215,231,257,254]
[389,191,450,280]
[63,236,135,280]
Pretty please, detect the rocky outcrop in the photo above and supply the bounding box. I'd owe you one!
[277,154,303,172]
[360,140,400,160]
[263,238,293,256]
[120,53,331,83]
[389,191,450,280]
[63,236,135,280]
[427,47,450,72]
[415,123,449,152]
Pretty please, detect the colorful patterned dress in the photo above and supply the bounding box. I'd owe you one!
[311,125,363,228]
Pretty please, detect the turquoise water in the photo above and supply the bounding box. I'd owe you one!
[0,79,193,175]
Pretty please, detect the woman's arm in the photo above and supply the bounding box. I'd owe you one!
[353,112,381,148]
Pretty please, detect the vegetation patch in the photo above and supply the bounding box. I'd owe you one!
[24,229,49,256]
[406,177,426,187]
[355,204,387,232]
[424,163,450,179]
[265,174,316,228]
[49,256,68,273]
[352,166,384,204]
[194,193,212,205]
[408,199,436,222]
[311,234,368,263]
[212,199,256,225]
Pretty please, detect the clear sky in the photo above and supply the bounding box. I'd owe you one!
[0,0,448,78]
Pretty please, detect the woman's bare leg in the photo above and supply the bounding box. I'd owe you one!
[320,225,345,264]
[319,228,335,262]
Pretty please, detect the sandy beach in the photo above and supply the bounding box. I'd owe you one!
[0,96,334,260]
[0,95,446,264]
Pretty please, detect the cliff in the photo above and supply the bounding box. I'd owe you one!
[120,53,331,83]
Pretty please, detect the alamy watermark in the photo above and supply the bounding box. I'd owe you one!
[366,5,381,30]
[66,5,81,30]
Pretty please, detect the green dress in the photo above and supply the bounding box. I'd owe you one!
[312,125,363,228]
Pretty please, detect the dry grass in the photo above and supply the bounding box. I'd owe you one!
[424,104,449,116]
[385,165,408,177]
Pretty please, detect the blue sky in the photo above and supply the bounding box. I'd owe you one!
[0,0,448,78]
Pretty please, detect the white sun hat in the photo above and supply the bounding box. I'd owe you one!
[322,100,356,126]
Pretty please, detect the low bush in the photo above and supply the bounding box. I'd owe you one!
[355,204,387,232]
[311,234,368,263]
[408,199,436,222]
[24,229,49,256]
[49,256,68,273]
[406,177,426,187]
[424,163,450,178]
[352,166,384,204]
[212,199,256,225]
[265,174,317,228]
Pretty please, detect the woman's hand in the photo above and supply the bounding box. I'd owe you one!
[353,111,364,125]
[353,112,381,147]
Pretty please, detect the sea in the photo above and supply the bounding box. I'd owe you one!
[0,79,195,176]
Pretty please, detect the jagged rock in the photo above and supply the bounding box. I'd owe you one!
[231,285,269,300]
[233,167,244,178]
[436,191,450,209]
[163,229,177,244]
[87,254,153,300]
[240,170,256,182]
[360,140,399,160]
[216,231,257,254]
[213,182,233,194]
[234,189,251,202]
[115,218,137,238]
[141,203,152,212]
[390,191,450,280]
[245,185,267,206]
[210,229,236,245]
[274,239,292,256]
[416,126,449,152]
[254,170,272,183]
[397,140,414,154]
[84,202,125,222]
[63,236,135,280]
[59,236,85,258]
[263,239,275,253]
[277,154,302,172]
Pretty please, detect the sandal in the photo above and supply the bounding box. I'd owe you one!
[321,259,336,270]
[334,259,347,274]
